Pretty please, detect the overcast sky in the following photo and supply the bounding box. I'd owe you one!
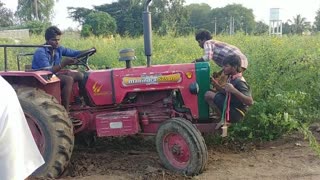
[2,0,320,30]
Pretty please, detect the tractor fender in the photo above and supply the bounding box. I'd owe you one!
[0,71,62,103]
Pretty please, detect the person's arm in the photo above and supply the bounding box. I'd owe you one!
[59,46,95,70]
[51,64,62,73]
[61,46,94,57]
[51,58,76,73]
[202,41,214,61]
[224,82,253,106]
[211,77,224,92]
[61,47,79,56]
[32,48,70,73]
[32,49,51,70]
[192,41,214,63]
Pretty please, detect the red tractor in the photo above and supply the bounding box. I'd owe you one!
[0,0,221,178]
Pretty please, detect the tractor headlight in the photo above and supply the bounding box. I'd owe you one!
[189,82,199,94]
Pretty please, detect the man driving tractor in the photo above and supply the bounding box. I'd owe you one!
[32,26,92,126]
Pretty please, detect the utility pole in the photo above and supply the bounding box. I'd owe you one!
[229,16,234,35]
[233,17,235,34]
[214,17,217,36]
[229,17,232,35]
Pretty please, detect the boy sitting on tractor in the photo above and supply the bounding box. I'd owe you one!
[32,26,91,126]
[205,55,253,127]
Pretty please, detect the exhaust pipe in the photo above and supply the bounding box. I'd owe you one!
[143,0,152,67]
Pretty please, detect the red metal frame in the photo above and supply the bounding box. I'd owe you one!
[163,132,190,168]
[0,71,61,103]
[85,63,199,118]
[25,112,46,154]
[1,62,219,137]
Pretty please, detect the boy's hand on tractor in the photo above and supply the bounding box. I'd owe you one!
[62,57,77,66]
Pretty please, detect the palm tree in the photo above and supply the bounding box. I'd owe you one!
[288,14,310,35]
[16,0,57,22]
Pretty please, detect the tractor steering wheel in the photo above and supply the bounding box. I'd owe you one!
[73,48,96,70]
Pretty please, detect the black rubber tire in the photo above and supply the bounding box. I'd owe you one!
[155,118,208,176]
[15,86,74,178]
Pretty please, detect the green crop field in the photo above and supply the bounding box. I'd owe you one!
[1,33,320,148]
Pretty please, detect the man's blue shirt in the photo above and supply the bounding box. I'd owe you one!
[32,45,81,70]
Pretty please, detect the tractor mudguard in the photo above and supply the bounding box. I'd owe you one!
[0,71,62,103]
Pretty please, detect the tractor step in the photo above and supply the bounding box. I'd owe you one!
[71,118,83,127]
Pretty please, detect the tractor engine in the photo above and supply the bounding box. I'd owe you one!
[135,91,174,124]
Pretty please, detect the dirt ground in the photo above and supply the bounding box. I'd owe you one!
[58,125,320,180]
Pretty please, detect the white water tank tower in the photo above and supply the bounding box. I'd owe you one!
[269,8,282,36]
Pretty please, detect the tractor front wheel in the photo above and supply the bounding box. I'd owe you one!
[156,118,208,176]
[15,86,74,178]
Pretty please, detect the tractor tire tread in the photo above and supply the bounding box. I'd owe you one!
[156,117,208,176]
[14,86,74,178]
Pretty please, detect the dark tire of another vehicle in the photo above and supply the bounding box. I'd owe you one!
[155,117,208,176]
[15,86,74,178]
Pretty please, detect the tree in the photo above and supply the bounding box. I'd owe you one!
[80,24,92,37]
[253,21,268,35]
[282,21,293,35]
[151,0,191,36]
[0,2,14,27]
[15,0,56,22]
[210,4,255,35]
[69,0,145,36]
[70,0,191,37]
[67,7,94,25]
[186,3,212,31]
[81,11,116,37]
[314,9,320,32]
[288,14,310,35]
[94,0,144,37]
[24,20,51,34]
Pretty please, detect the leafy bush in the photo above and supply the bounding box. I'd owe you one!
[224,35,320,142]
[24,20,51,35]
[80,24,92,38]
[81,12,116,37]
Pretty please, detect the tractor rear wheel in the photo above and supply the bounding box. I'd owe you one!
[15,86,74,178]
[155,118,208,176]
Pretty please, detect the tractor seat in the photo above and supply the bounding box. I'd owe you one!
[24,64,34,72]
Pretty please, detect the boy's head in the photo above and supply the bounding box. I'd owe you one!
[195,29,212,48]
[223,55,242,74]
[45,26,62,49]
